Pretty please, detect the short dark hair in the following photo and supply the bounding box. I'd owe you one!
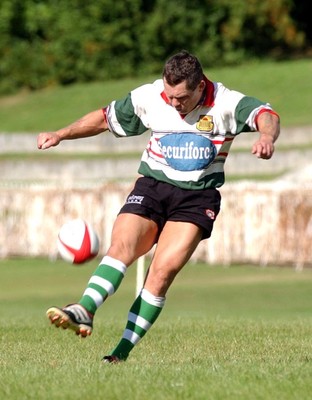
[162,50,204,91]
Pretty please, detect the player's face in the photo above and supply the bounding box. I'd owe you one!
[163,79,205,115]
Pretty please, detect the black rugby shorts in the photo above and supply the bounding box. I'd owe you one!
[119,177,221,240]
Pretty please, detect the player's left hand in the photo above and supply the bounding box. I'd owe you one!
[251,136,275,159]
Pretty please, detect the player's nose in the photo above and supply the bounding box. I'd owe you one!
[170,98,181,109]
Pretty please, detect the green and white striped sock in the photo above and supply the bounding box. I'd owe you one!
[109,288,166,360]
[79,255,126,314]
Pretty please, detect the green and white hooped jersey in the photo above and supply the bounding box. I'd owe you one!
[106,78,275,190]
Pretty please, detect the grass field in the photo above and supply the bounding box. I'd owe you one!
[1,258,311,400]
[0,58,311,132]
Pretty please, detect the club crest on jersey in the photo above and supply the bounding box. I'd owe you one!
[159,133,216,171]
[196,115,214,132]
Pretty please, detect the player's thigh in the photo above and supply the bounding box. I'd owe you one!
[107,213,158,264]
[150,221,202,276]
[144,221,202,295]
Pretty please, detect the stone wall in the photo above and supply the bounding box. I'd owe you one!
[1,181,311,268]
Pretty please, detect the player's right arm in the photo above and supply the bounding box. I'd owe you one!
[37,109,108,150]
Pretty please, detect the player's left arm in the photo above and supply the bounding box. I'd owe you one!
[252,111,280,159]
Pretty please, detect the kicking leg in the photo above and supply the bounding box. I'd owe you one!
[47,213,158,337]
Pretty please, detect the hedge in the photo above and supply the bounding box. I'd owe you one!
[0,0,308,94]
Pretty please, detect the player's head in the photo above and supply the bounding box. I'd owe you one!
[162,50,206,114]
[163,50,204,91]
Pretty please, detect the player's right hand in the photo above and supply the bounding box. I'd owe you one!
[37,132,61,150]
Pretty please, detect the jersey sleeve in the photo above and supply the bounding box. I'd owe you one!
[106,87,151,137]
[214,83,277,134]
[234,96,275,133]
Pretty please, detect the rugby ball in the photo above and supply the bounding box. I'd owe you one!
[57,219,100,264]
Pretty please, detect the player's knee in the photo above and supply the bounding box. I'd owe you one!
[146,266,178,295]
[107,240,137,266]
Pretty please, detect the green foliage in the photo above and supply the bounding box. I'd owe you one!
[0,0,308,95]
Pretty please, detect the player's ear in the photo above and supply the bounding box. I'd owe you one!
[198,80,206,93]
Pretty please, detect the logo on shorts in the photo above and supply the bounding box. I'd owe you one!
[205,209,215,220]
[126,195,144,205]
